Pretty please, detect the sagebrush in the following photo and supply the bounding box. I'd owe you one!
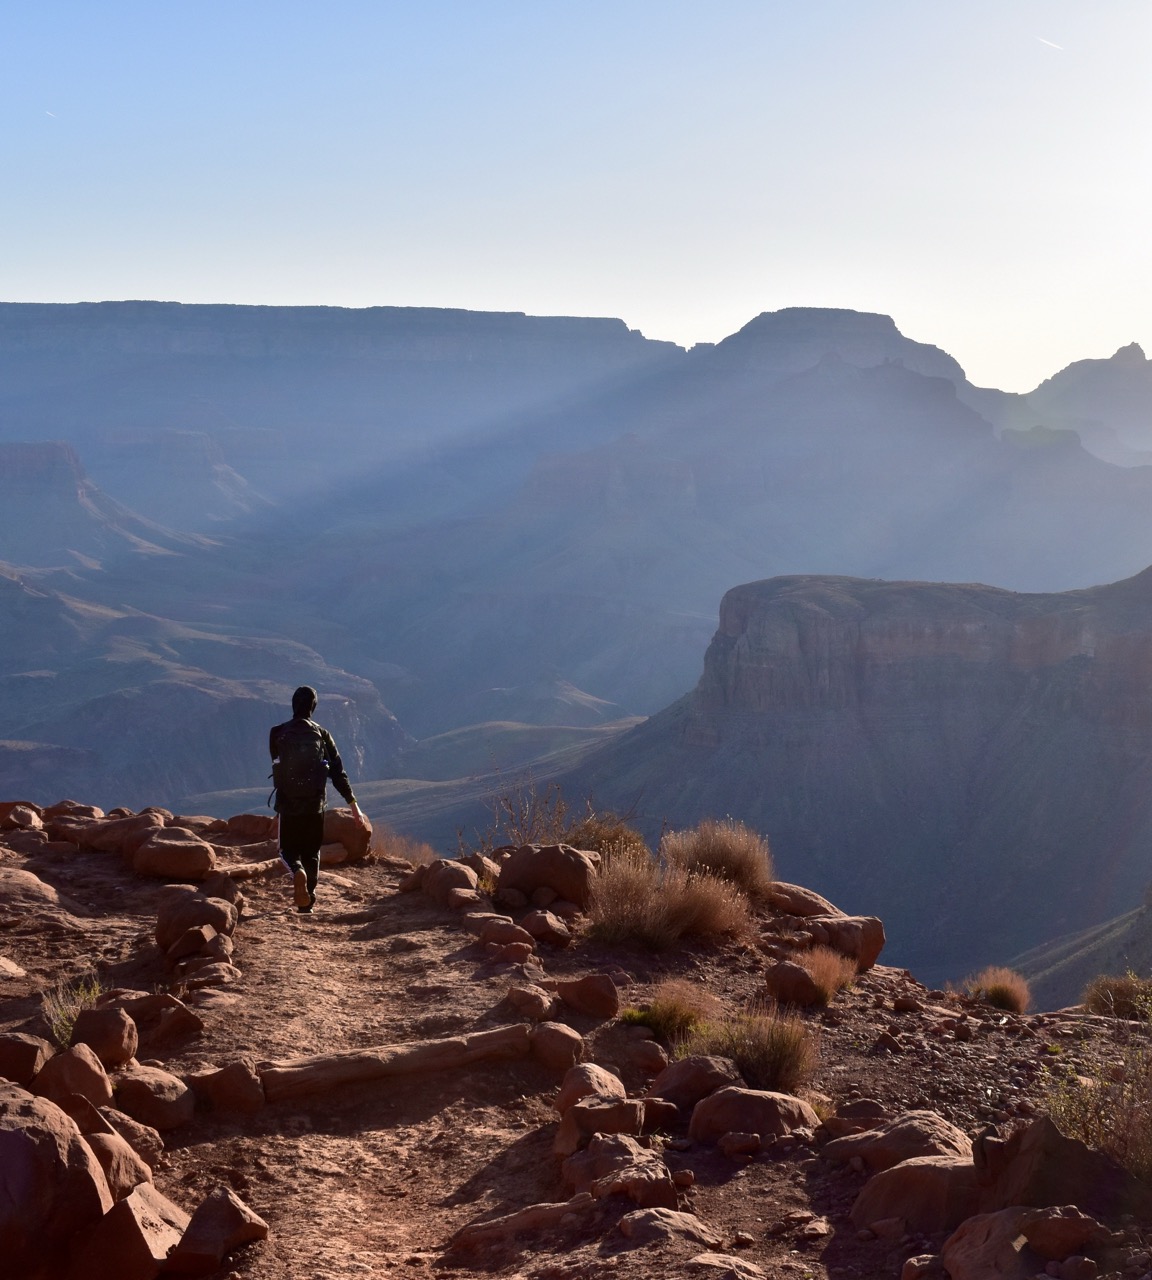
[1083,972,1152,1020]
[661,818,774,901]
[683,1008,816,1093]
[964,965,1030,1013]
[620,979,721,1042]
[799,945,857,1003]
[42,972,104,1048]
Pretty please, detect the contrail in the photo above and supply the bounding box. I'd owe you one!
[1036,37,1064,51]
[45,110,57,117]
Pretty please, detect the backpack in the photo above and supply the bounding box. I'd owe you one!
[270,718,329,806]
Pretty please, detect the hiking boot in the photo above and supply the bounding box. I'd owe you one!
[293,868,310,910]
[297,902,314,915]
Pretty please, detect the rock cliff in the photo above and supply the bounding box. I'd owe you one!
[570,569,1152,983]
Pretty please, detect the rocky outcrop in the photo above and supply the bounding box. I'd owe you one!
[576,567,1152,983]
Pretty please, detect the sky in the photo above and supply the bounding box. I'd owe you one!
[1,1,1149,391]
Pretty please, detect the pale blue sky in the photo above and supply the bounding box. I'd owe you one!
[1,1,1149,389]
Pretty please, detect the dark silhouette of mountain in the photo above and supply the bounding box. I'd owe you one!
[562,568,1152,986]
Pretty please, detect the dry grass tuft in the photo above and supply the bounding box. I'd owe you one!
[661,818,774,902]
[1045,1023,1152,1181]
[587,847,753,950]
[683,1008,817,1093]
[373,828,438,866]
[1083,972,1152,1020]
[566,811,649,861]
[798,945,857,1003]
[964,966,1030,1013]
[620,979,721,1042]
[42,972,104,1048]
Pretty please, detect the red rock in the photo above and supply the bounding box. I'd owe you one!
[0,1030,55,1086]
[823,1110,972,1172]
[521,909,572,948]
[83,1130,153,1200]
[766,882,845,917]
[805,914,886,971]
[1020,1205,1109,1261]
[164,1185,269,1274]
[184,1059,265,1113]
[689,1087,819,1144]
[562,1132,677,1208]
[555,973,619,1019]
[66,1181,189,1280]
[530,1022,584,1070]
[0,1081,114,1276]
[850,1155,980,1234]
[497,844,600,909]
[114,1065,195,1130]
[165,924,218,963]
[627,1039,669,1075]
[71,1007,138,1068]
[223,813,275,840]
[132,828,217,879]
[506,984,557,1021]
[1,803,42,831]
[478,917,535,947]
[100,1107,164,1168]
[554,1063,626,1114]
[941,1207,1038,1280]
[1,799,43,823]
[645,1055,742,1111]
[75,812,164,854]
[763,960,825,1006]
[423,859,479,907]
[554,1098,645,1156]
[32,1043,114,1109]
[323,807,371,860]
[155,895,238,951]
[618,1206,722,1246]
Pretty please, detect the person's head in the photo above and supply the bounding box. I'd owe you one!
[292,686,318,718]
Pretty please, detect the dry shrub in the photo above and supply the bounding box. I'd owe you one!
[1083,972,1152,1020]
[620,979,722,1042]
[1045,1025,1152,1181]
[661,818,774,902]
[964,965,1030,1013]
[373,828,438,866]
[566,810,649,861]
[42,972,104,1048]
[683,1008,816,1093]
[799,945,857,1003]
[587,848,753,950]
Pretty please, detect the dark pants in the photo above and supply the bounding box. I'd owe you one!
[279,812,325,900]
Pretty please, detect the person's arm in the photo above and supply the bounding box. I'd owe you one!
[322,729,369,827]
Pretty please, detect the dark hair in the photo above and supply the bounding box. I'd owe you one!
[292,686,318,717]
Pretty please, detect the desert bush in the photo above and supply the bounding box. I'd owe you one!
[661,818,774,902]
[565,808,650,861]
[373,828,438,866]
[798,945,857,1003]
[683,1008,816,1093]
[587,848,753,950]
[42,972,104,1048]
[1083,972,1152,1020]
[1045,1025,1152,1181]
[620,979,721,1042]
[964,965,1030,1013]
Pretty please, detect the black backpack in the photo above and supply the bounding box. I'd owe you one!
[270,718,329,806]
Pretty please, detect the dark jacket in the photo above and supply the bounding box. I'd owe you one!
[269,716,357,816]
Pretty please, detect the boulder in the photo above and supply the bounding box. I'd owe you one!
[197,872,245,907]
[941,1207,1040,1280]
[762,960,824,1007]
[646,1055,742,1112]
[977,1115,1152,1220]
[155,895,238,951]
[823,1110,972,1172]
[32,1043,114,1109]
[689,1087,820,1145]
[497,844,600,910]
[850,1155,981,1234]
[530,1022,585,1071]
[478,917,535,948]
[506,984,557,1021]
[0,1031,55,1086]
[83,1130,153,1201]
[0,1082,114,1275]
[0,866,89,919]
[184,1059,265,1113]
[132,829,217,879]
[1019,1205,1109,1261]
[460,911,512,937]
[1,803,42,831]
[555,973,620,1019]
[619,1207,722,1247]
[555,1063,627,1115]
[66,1181,190,1280]
[114,1065,195,1130]
[181,961,243,989]
[554,1099,645,1156]
[222,813,275,841]
[766,882,845,918]
[628,1039,670,1076]
[323,807,371,861]
[73,811,164,854]
[0,799,43,825]
[71,1007,138,1068]
[804,914,886,971]
[164,1185,269,1275]
[165,925,218,963]
[100,1108,164,1169]
[687,1253,767,1279]
[423,859,479,908]
[520,909,572,948]
[562,1133,677,1209]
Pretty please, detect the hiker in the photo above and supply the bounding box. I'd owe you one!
[269,685,369,914]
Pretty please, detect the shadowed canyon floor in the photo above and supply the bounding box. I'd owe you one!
[4,814,1152,1279]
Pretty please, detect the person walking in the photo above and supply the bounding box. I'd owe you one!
[270,685,369,914]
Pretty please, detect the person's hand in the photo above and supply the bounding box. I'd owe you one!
[350,802,370,830]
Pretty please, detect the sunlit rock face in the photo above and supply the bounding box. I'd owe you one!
[572,568,1152,984]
